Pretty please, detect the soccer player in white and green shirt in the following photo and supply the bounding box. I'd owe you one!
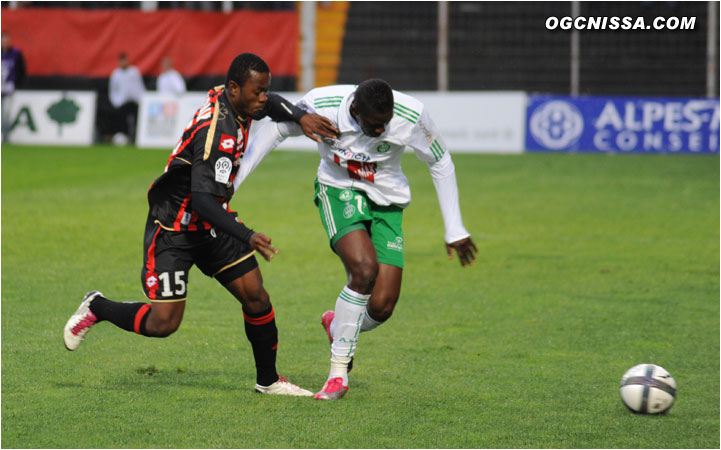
[235,79,477,399]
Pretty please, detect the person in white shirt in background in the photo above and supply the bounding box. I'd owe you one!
[156,56,186,96]
[234,78,478,400]
[109,52,146,144]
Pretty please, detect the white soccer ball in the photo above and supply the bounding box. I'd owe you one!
[619,363,676,414]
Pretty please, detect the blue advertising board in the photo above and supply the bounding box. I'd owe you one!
[526,95,719,153]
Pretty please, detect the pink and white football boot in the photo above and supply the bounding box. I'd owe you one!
[63,291,102,351]
[314,377,349,400]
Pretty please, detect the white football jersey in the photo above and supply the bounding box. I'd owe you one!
[297,85,445,208]
[236,85,470,243]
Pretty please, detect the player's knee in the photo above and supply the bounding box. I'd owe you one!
[145,315,181,337]
[241,286,271,312]
[367,297,397,322]
[147,320,180,337]
[349,259,378,291]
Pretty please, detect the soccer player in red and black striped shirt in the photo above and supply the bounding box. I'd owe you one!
[63,53,339,396]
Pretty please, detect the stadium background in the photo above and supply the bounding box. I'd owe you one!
[2,1,719,150]
[3,1,719,94]
[1,2,720,448]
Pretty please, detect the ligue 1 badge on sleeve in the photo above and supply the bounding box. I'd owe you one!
[215,157,232,183]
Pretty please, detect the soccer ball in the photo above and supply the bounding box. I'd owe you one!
[619,363,676,414]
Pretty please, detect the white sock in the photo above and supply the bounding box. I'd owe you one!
[329,355,351,386]
[329,286,370,383]
[360,307,382,332]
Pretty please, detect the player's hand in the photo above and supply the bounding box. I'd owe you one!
[445,237,477,267]
[298,113,340,143]
[250,232,278,262]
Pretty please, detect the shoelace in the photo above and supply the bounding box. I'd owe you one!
[323,377,345,393]
[271,376,308,394]
[72,312,97,335]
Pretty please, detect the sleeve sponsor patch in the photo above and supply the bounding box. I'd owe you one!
[219,133,236,154]
[215,157,233,183]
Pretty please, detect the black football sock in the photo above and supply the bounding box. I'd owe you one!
[89,295,152,335]
[243,306,279,387]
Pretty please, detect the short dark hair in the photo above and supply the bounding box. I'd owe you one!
[226,53,269,88]
[354,79,394,114]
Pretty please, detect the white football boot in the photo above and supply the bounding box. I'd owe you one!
[255,376,313,396]
[63,291,102,351]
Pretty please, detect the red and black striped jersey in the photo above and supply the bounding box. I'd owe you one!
[147,86,307,232]
[147,86,251,232]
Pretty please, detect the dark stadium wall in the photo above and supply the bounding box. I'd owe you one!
[337,1,714,96]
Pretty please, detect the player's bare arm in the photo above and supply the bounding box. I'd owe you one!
[299,113,340,142]
[445,236,478,267]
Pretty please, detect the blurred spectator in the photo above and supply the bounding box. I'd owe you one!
[156,56,186,95]
[108,52,145,144]
[1,31,26,143]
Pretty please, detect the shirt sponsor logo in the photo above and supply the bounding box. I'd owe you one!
[219,134,236,154]
[215,157,233,183]
[386,236,404,252]
[334,148,372,162]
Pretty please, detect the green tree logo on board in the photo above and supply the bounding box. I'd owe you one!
[47,97,80,136]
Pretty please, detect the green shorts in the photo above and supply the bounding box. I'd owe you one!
[314,180,404,268]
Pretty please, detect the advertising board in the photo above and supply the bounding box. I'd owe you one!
[526,95,719,153]
[5,90,97,146]
[137,91,528,154]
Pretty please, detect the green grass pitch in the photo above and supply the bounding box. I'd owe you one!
[2,144,718,448]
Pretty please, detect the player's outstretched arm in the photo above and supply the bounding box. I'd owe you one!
[298,113,339,143]
[445,236,478,267]
[408,107,473,264]
[264,93,339,142]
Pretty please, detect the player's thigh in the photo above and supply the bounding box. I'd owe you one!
[334,228,379,272]
[141,218,193,301]
[145,300,186,331]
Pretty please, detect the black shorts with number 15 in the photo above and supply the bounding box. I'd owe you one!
[140,214,258,302]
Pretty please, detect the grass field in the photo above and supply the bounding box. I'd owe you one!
[1,144,719,448]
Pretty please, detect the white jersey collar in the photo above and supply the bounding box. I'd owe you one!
[338,91,362,133]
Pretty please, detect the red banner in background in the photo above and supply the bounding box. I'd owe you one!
[1,8,298,77]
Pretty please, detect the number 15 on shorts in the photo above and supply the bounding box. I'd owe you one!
[158,271,187,297]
